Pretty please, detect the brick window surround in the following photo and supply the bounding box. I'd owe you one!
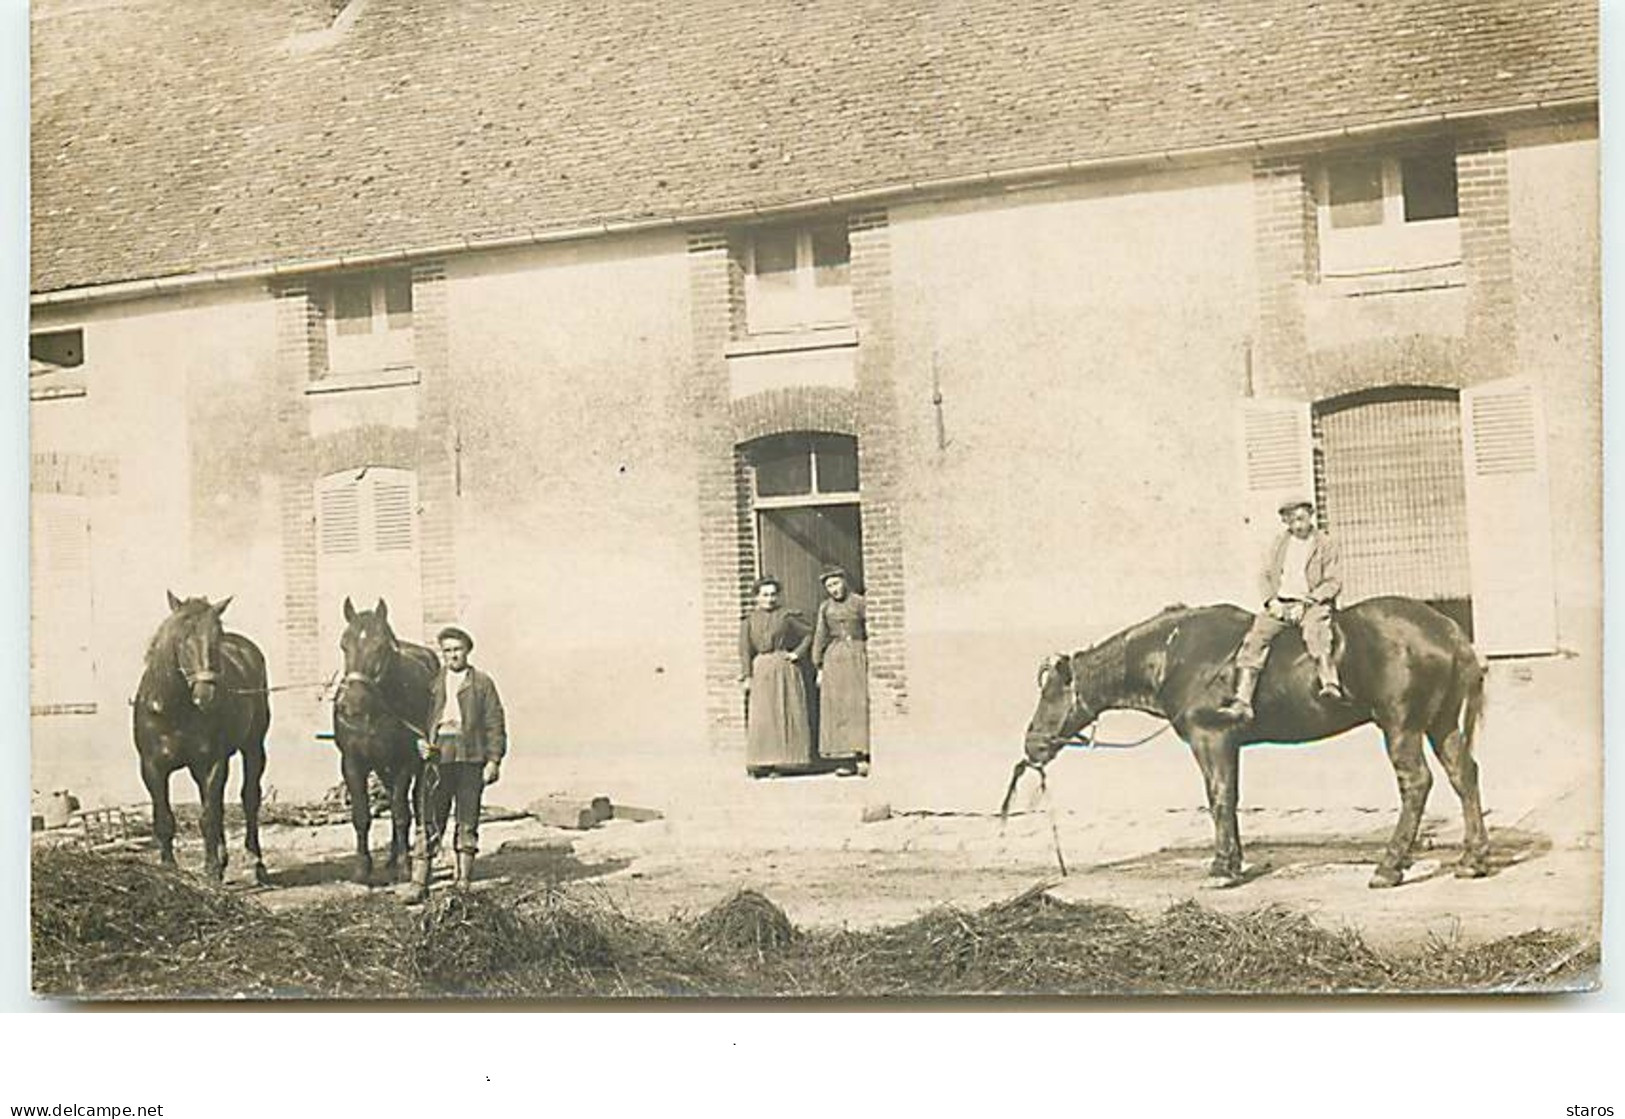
[272,261,455,723]
[688,210,908,756]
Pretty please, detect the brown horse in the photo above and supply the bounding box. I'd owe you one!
[133,592,272,884]
[1008,597,1488,889]
[333,597,439,885]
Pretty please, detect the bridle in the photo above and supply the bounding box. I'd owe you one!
[1036,655,1098,751]
[336,634,430,739]
[176,627,220,701]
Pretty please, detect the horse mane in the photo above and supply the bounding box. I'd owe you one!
[1071,608,1191,710]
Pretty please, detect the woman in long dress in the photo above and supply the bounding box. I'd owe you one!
[812,566,869,768]
[739,575,813,776]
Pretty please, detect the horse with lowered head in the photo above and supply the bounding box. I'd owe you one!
[1009,596,1489,889]
[333,597,439,885]
[134,592,272,884]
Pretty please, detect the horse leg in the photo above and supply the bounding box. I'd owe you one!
[1371,726,1432,889]
[386,762,415,881]
[141,758,178,868]
[342,756,374,885]
[192,758,230,882]
[1189,731,1243,884]
[1429,721,1490,878]
[240,740,271,887]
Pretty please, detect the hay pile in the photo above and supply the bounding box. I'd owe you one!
[31,847,414,999]
[692,889,795,956]
[31,848,1598,1000]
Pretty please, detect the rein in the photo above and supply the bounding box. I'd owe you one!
[1059,719,1176,751]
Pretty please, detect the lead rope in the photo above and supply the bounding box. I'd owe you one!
[1043,782,1069,877]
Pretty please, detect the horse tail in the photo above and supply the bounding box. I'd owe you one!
[1459,649,1488,755]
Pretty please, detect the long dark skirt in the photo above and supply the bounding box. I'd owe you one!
[747,652,813,768]
[818,639,870,757]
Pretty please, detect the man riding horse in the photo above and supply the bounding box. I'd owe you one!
[1218,497,1346,722]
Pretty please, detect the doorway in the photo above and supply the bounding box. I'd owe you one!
[743,432,865,765]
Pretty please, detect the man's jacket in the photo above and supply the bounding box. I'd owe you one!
[427,666,508,764]
[1259,530,1343,607]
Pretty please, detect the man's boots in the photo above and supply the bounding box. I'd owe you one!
[1217,667,1259,722]
[402,855,431,905]
[454,852,476,891]
[1315,657,1346,701]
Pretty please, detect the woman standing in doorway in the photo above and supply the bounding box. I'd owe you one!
[813,566,869,773]
[739,575,814,777]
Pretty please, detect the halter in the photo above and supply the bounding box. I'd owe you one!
[335,639,430,740]
[1037,655,1098,750]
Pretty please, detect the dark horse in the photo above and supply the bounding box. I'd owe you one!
[1008,597,1489,889]
[333,597,439,885]
[133,592,272,884]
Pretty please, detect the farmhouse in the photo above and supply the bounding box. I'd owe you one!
[30,0,1599,814]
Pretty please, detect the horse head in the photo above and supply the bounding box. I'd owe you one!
[998,651,1107,818]
[337,597,399,713]
[1027,652,1101,760]
[164,590,232,711]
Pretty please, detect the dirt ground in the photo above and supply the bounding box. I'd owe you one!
[66,767,1596,962]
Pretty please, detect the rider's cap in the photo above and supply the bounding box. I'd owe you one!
[819,565,849,584]
[436,625,474,652]
[1277,497,1315,516]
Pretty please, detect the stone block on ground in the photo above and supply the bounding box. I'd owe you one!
[527,797,604,830]
[611,804,663,823]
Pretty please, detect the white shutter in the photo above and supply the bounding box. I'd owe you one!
[315,468,425,680]
[1461,379,1557,655]
[1239,398,1314,543]
[318,479,362,555]
[372,475,415,552]
[30,495,95,707]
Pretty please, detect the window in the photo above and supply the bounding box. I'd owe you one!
[1317,146,1460,277]
[29,329,86,400]
[321,271,414,377]
[748,433,860,503]
[745,222,852,334]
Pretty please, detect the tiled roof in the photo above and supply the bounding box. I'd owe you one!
[31,0,1597,294]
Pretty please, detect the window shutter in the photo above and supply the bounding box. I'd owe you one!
[30,495,95,706]
[1239,398,1314,538]
[314,467,425,683]
[318,478,362,555]
[372,475,415,552]
[1461,379,1557,654]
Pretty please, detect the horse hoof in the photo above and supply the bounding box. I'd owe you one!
[1368,866,1404,889]
[399,882,429,906]
[1454,859,1489,879]
[1201,874,1243,890]
[253,864,272,888]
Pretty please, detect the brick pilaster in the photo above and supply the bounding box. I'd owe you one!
[272,281,320,724]
[687,232,750,752]
[410,261,458,630]
[849,208,908,724]
[1457,136,1516,382]
[1251,158,1315,396]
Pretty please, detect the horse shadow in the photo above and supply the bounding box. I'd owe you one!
[1098,822,1549,887]
[264,841,631,890]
